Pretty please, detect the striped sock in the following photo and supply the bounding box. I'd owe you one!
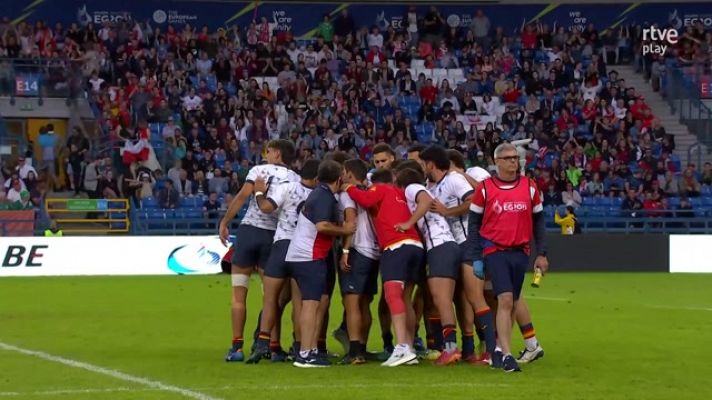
[475,307,496,355]
[269,340,281,353]
[428,318,444,350]
[231,336,243,351]
[442,325,457,347]
[519,323,538,351]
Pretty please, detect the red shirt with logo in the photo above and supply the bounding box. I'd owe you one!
[346,184,421,250]
[470,176,543,256]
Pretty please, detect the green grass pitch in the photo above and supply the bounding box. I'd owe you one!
[1,273,711,400]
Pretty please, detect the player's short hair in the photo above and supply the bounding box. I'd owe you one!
[267,139,296,165]
[370,168,393,184]
[393,159,424,175]
[419,145,450,170]
[447,149,466,170]
[343,159,368,181]
[494,142,517,159]
[301,159,320,180]
[396,168,425,188]
[325,150,350,165]
[373,143,396,158]
[391,159,403,170]
[407,143,426,155]
[317,160,343,184]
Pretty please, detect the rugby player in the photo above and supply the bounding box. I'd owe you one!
[396,166,462,365]
[337,159,381,364]
[420,146,497,363]
[246,159,321,364]
[220,140,299,362]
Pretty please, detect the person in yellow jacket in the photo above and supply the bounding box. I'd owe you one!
[44,220,63,237]
[554,206,578,235]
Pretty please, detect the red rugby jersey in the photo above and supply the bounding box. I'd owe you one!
[346,184,421,250]
[470,176,543,256]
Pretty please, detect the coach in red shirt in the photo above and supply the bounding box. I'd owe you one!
[466,142,549,373]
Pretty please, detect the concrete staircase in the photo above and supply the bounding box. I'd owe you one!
[616,65,709,166]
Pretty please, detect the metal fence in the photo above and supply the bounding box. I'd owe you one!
[664,62,712,156]
[0,57,84,99]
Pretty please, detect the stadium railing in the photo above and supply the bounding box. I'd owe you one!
[44,198,130,234]
[0,57,84,100]
[663,62,712,162]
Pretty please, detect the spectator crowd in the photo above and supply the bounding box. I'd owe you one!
[1,7,712,223]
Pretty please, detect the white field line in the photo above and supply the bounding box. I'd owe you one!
[526,296,570,302]
[0,382,509,397]
[0,341,222,400]
[643,304,712,312]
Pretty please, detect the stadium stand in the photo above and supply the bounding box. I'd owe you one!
[1,7,712,235]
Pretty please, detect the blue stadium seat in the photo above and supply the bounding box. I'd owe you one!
[689,197,703,207]
[141,197,158,209]
[148,210,166,219]
[701,186,712,196]
[181,197,200,208]
[186,209,203,219]
[668,197,681,207]
[702,197,712,207]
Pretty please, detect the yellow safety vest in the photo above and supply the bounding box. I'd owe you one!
[44,229,63,237]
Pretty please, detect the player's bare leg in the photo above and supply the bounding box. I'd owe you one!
[461,265,497,361]
[378,292,394,354]
[226,265,252,361]
[290,279,302,354]
[246,276,285,363]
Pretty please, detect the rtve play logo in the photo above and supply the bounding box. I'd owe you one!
[642,26,679,56]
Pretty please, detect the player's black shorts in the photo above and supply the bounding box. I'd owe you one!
[380,244,425,282]
[427,241,461,279]
[339,249,380,295]
[459,241,475,266]
[264,239,290,279]
[484,249,529,300]
[231,225,275,269]
[288,259,327,301]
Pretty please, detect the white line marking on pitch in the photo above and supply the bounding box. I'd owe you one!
[527,296,570,302]
[0,383,508,397]
[0,341,222,400]
[643,304,712,312]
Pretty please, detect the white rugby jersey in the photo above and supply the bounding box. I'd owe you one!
[404,183,456,251]
[431,171,474,244]
[466,166,491,182]
[339,191,381,260]
[267,181,314,242]
[241,164,300,231]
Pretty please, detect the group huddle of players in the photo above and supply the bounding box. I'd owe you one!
[218,139,548,372]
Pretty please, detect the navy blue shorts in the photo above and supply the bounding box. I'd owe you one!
[339,249,380,295]
[231,225,275,269]
[459,241,475,266]
[427,242,461,279]
[380,245,425,282]
[484,250,529,300]
[288,260,327,301]
[264,239,290,279]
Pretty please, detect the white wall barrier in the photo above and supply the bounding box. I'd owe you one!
[0,236,230,277]
[669,235,712,273]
